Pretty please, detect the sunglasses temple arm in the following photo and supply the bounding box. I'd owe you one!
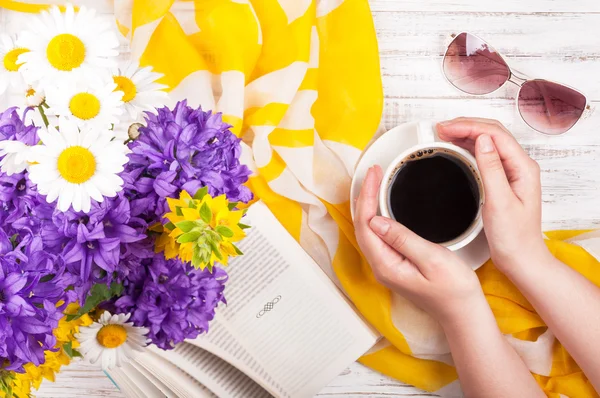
[537,84,558,124]
[582,104,595,120]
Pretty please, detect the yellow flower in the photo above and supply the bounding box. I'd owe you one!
[1,304,93,398]
[155,188,248,271]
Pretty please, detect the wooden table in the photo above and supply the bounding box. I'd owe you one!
[1,0,598,396]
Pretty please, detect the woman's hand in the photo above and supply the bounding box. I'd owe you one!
[355,164,546,397]
[437,118,551,274]
[354,165,485,326]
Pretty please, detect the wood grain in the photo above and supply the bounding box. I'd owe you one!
[1,0,598,396]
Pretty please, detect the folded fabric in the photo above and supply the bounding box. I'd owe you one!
[2,1,598,397]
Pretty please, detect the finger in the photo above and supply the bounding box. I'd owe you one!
[369,215,446,278]
[437,118,527,167]
[436,118,537,201]
[354,167,424,289]
[354,166,396,261]
[475,134,515,207]
[355,166,382,225]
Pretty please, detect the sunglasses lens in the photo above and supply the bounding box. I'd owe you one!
[518,80,586,135]
[443,33,510,95]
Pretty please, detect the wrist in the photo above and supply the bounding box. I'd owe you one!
[439,291,497,335]
[494,241,552,277]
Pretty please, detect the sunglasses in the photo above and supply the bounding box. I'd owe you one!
[442,32,593,135]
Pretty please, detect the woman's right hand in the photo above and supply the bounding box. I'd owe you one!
[437,118,551,274]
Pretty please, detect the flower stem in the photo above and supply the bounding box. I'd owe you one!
[37,104,50,128]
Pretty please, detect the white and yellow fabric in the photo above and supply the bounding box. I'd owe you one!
[1,1,599,397]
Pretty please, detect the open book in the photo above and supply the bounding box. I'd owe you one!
[107,201,380,397]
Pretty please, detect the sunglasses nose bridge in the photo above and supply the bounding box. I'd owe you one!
[507,72,528,87]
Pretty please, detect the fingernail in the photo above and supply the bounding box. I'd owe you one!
[370,217,390,235]
[478,134,495,154]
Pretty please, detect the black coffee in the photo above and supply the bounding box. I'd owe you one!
[388,151,480,244]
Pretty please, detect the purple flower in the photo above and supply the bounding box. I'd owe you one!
[0,172,38,226]
[0,229,66,372]
[111,256,227,350]
[122,101,252,223]
[36,192,147,301]
[0,107,39,145]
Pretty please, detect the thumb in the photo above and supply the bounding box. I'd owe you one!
[369,216,442,276]
[475,134,513,206]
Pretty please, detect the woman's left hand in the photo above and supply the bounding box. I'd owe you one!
[354,165,486,326]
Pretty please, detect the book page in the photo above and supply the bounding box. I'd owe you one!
[118,362,172,398]
[148,343,272,398]
[106,366,160,398]
[191,202,379,397]
[134,350,216,398]
[126,361,177,398]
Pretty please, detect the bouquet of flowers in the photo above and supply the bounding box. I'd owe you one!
[0,5,252,397]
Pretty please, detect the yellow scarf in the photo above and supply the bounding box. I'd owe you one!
[2,1,598,396]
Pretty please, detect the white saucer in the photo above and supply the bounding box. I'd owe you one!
[350,122,491,270]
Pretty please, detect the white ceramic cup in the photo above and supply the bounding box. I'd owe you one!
[378,121,484,251]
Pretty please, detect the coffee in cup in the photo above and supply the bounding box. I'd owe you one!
[379,122,484,251]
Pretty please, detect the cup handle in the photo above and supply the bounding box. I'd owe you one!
[417,121,437,143]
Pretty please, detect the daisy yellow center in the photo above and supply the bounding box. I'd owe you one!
[113,76,137,103]
[26,88,36,97]
[46,33,86,71]
[3,48,28,72]
[57,146,96,184]
[96,324,128,349]
[69,93,101,120]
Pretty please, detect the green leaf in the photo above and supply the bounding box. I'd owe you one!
[208,240,223,260]
[215,225,234,238]
[177,231,202,244]
[176,207,183,216]
[40,273,55,283]
[232,244,244,256]
[71,349,83,358]
[175,220,196,233]
[9,233,19,248]
[164,222,176,231]
[200,202,212,224]
[193,186,209,200]
[228,202,239,210]
[70,282,123,320]
[238,223,251,230]
[63,341,74,358]
[192,246,203,269]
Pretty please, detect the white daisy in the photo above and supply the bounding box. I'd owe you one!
[0,34,29,95]
[45,78,123,129]
[17,5,119,88]
[0,140,33,175]
[112,61,168,120]
[27,117,129,213]
[24,85,45,108]
[77,311,150,370]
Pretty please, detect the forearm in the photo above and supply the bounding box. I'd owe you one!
[442,295,544,398]
[504,252,600,392]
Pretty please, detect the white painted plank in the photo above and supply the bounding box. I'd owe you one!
[373,11,600,58]
[381,56,600,100]
[370,0,600,13]
[35,361,123,398]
